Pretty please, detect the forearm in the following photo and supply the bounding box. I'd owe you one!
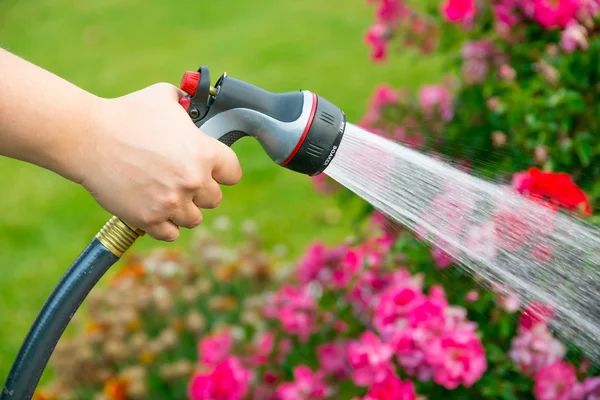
[0,48,98,183]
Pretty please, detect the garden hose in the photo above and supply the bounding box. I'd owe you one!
[1,66,348,399]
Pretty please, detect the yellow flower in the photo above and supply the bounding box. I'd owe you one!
[139,350,155,365]
[85,321,104,334]
[214,263,238,281]
[127,318,142,332]
[208,296,238,312]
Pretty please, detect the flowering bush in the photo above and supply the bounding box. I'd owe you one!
[34,0,600,399]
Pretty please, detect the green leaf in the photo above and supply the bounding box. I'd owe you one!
[575,132,593,167]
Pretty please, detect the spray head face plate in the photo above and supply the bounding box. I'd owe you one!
[179,66,346,176]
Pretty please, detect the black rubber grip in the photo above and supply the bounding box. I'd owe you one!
[219,131,248,147]
[203,76,304,123]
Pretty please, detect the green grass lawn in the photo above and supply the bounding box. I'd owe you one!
[0,0,444,384]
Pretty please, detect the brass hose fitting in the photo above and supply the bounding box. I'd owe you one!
[96,216,145,257]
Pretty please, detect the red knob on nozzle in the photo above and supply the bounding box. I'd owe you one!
[180,71,201,96]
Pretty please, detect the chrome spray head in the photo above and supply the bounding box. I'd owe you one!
[178,66,346,176]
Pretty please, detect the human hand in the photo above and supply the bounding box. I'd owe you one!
[79,83,242,241]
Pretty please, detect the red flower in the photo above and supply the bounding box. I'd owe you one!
[513,168,592,215]
[519,302,554,331]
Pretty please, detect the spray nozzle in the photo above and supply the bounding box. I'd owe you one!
[178,66,346,176]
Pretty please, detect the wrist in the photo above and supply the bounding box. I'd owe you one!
[48,92,104,185]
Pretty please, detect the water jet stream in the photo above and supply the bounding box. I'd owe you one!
[326,123,600,363]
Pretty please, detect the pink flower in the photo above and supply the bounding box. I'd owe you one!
[347,270,392,312]
[494,1,520,28]
[265,285,317,342]
[391,329,433,381]
[277,338,293,363]
[333,248,363,288]
[580,0,600,17]
[431,244,455,268]
[188,357,251,400]
[198,330,232,366]
[347,331,394,386]
[534,361,577,400]
[572,377,600,400]
[407,292,447,329]
[462,59,489,84]
[499,64,517,81]
[464,222,498,261]
[297,242,362,289]
[441,0,476,24]
[418,84,454,121]
[361,233,395,268]
[465,290,480,303]
[311,173,341,195]
[365,24,390,62]
[393,127,425,148]
[415,187,475,243]
[534,0,580,29]
[509,324,566,376]
[425,329,487,389]
[561,22,588,52]
[249,331,275,366]
[373,283,425,336]
[317,342,348,378]
[374,0,410,24]
[276,366,329,400]
[532,242,553,263]
[370,84,400,109]
[492,283,521,313]
[359,372,417,400]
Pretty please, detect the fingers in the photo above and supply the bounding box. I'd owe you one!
[211,141,242,186]
[150,81,186,101]
[192,179,223,209]
[146,220,180,242]
[170,202,203,229]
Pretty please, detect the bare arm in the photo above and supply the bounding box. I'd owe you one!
[0,48,242,241]
[0,48,96,183]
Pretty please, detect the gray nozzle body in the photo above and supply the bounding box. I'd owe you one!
[186,70,346,176]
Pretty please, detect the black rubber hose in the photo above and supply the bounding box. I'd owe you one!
[1,238,119,400]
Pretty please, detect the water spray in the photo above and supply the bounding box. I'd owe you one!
[1,66,348,399]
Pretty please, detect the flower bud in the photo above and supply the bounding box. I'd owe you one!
[486,97,501,112]
[491,131,507,147]
[498,64,516,81]
[534,146,548,164]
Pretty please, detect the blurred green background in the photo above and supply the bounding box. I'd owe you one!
[0,0,444,384]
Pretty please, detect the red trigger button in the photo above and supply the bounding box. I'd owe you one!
[179,96,191,111]
[180,71,201,96]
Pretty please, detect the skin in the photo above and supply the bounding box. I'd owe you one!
[0,48,242,241]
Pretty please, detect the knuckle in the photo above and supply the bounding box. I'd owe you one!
[141,212,160,227]
[181,173,205,192]
[160,192,180,211]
